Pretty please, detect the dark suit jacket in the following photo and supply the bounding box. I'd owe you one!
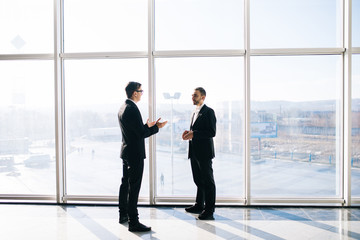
[188,104,216,160]
[118,99,158,160]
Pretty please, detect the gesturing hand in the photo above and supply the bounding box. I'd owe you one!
[155,118,168,129]
[146,118,157,128]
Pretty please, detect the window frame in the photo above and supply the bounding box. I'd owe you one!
[0,0,358,206]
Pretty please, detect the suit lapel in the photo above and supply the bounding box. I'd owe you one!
[192,104,207,128]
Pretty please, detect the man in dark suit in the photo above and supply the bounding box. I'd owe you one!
[182,87,216,220]
[118,81,167,232]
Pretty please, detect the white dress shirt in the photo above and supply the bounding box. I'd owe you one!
[191,103,204,126]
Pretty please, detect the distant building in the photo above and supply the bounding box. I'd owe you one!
[0,138,29,154]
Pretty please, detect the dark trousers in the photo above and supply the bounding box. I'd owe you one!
[190,154,216,212]
[118,157,144,222]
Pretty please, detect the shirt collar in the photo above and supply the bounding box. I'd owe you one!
[128,98,137,105]
[195,103,204,112]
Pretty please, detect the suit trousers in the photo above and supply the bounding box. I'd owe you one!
[190,154,216,212]
[118,157,144,222]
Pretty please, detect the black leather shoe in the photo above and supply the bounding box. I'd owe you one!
[185,205,204,214]
[128,222,151,232]
[197,210,214,220]
[119,215,128,224]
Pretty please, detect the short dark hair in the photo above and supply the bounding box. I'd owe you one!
[125,81,141,98]
[195,87,206,97]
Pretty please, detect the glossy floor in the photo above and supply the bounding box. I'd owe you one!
[0,204,359,239]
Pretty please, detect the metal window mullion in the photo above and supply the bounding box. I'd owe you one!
[0,195,56,201]
[251,198,345,204]
[0,54,53,60]
[153,49,245,58]
[250,48,345,56]
[353,47,360,53]
[244,0,251,205]
[54,0,66,204]
[343,0,352,206]
[148,0,156,205]
[59,51,148,59]
[154,197,246,204]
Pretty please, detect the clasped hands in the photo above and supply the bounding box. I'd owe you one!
[147,118,168,129]
[182,130,193,140]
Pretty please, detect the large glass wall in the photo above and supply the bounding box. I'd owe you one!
[63,0,147,52]
[154,0,245,199]
[351,0,360,199]
[250,56,342,197]
[155,0,244,50]
[0,0,358,205]
[353,55,360,197]
[155,57,244,198]
[0,0,55,196]
[251,0,340,48]
[0,0,53,54]
[249,0,343,198]
[64,59,149,197]
[0,61,55,194]
[62,0,149,200]
[353,0,360,47]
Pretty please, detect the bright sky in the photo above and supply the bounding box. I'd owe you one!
[0,0,359,107]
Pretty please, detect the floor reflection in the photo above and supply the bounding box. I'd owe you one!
[0,204,359,240]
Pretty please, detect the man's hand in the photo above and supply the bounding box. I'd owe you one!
[182,130,194,140]
[155,118,168,129]
[182,130,189,140]
[146,118,157,128]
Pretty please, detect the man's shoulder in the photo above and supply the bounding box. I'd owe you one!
[119,100,137,116]
[203,104,215,113]
[202,105,216,121]
[124,99,136,106]
[125,100,138,109]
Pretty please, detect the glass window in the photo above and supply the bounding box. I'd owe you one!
[155,0,244,50]
[0,0,53,54]
[155,57,244,198]
[251,55,342,197]
[251,0,341,49]
[0,61,55,194]
[354,0,360,47]
[64,0,147,52]
[64,59,149,197]
[352,54,360,196]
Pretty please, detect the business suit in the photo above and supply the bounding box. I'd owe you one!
[118,99,158,222]
[188,104,216,213]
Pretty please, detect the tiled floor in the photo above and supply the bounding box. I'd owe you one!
[0,204,359,240]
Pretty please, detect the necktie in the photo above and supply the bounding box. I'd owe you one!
[190,112,195,130]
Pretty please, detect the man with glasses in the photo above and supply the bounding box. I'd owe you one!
[182,87,217,220]
[118,81,167,232]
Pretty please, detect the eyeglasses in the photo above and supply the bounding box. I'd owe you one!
[135,90,144,94]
